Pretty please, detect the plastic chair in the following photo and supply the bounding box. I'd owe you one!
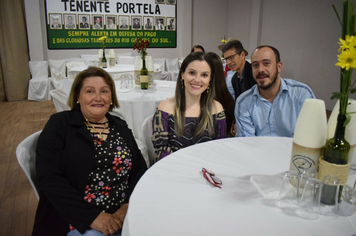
[28,61,52,101]
[49,88,70,112]
[142,115,154,166]
[16,131,42,200]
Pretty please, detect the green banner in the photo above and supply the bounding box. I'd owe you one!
[45,0,177,49]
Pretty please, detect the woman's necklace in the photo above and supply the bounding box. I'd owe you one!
[186,104,200,113]
[85,119,108,140]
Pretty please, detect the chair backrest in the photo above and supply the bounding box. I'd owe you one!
[142,115,154,165]
[165,58,179,72]
[117,56,136,65]
[153,58,166,72]
[49,88,70,112]
[116,52,132,64]
[16,131,42,200]
[80,54,98,65]
[49,59,67,77]
[29,61,49,79]
[135,139,150,168]
[59,79,74,95]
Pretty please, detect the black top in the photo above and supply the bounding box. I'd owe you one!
[32,108,147,236]
[231,60,256,100]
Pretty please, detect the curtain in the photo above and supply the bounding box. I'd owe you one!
[0,0,31,101]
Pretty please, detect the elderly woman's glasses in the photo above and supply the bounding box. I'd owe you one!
[202,168,222,188]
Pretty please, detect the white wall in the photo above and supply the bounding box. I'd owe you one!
[25,0,356,110]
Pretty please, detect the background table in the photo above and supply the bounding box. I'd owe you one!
[114,80,176,140]
[122,137,356,236]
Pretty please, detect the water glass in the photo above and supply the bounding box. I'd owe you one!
[298,168,318,199]
[320,175,340,216]
[278,170,300,209]
[296,178,322,220]
[339,185,356,216]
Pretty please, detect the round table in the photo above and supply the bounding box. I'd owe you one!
[122,137,356,236]
[114,80,176,140]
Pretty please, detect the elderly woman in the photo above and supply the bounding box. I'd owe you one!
[152,52,227,162]
[32,67,147,236]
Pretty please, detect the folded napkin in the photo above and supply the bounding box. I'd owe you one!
[250,173,284,199]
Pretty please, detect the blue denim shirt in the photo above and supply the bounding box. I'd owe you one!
[235,78,315,137]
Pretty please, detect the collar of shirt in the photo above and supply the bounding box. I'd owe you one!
[252,77,289,101]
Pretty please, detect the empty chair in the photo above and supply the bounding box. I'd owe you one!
[80,54,99,65]
[48,59,66,77]
[117,56,136,65]
[28,61,52,101]
[49,88,70,112]
[66,61,85,79]
[49,68,65,90]
[165,58,180,81]
[116,52,132,64]
[142,115,154,166]
[16,131,42,200]
[153,58,172,81]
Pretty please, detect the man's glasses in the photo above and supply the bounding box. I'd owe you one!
[225,52,240,62]
[202,168,222,188]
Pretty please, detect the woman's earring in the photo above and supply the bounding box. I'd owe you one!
[76,101,79,104]
[110,102,113,105]
[181,79,184,89]
[207,84,210,93]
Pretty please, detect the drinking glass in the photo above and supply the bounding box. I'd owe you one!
[296,178,322,220]
[339,185,356,216]
[320,175,340,216]
[298,168,318,200]
[277,170,299,209]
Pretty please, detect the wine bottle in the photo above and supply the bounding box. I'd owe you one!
[102,50,107,68]
[140,59,148,90]
[320,114,350,205]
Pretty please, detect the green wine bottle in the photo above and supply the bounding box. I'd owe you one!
[140,59,148,90]
[102,50,107,68]
[320,114,350,205]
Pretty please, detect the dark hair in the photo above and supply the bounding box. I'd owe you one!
[253,45,281,63]
[68,66,119,111]
[175,52,216,137]
[207,52,235,136]
[191,45,205,53]
[222,40,248,56]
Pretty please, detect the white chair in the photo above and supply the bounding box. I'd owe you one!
[117,56,136,65]
[66,61,85,79]
[49,59,66,78]
[142,115,154,166]
[80,54,98,65]
[16,131,42,200]
[49,88,70,112]
[165,58,180,81]
[116,52,132,64]
[49,68,66,90]
[153,58,172,81]
[135,139,150,168]
[28,61,52,101]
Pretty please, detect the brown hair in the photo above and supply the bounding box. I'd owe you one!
[175,52,216,137]
[67,66,119,111]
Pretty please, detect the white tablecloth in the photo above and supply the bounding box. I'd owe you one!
[68,64,134,79]
[122,137,356,236]
[114,80,176,140]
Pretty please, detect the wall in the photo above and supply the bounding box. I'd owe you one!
[25,0,356,110]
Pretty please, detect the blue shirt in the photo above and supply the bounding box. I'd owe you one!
[235,78,315,137]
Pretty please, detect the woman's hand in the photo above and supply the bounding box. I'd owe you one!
[90,212,122,236]
[112,203,129,226]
